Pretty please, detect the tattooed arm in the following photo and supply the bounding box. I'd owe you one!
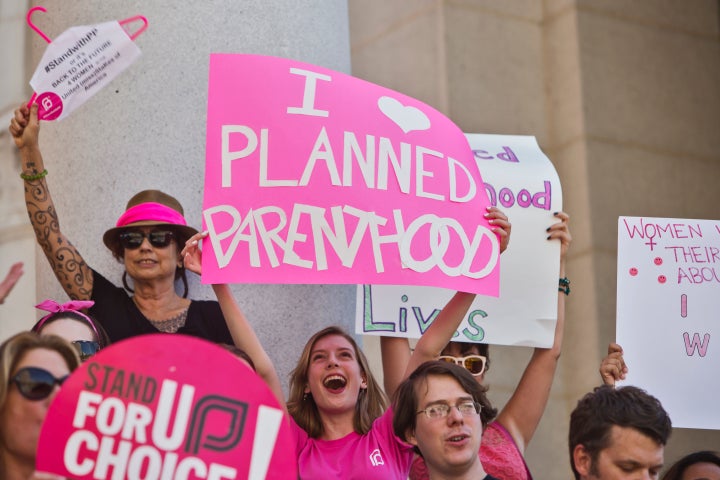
[9,103,93,300]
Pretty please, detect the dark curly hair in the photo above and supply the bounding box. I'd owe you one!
[569,385,672,480]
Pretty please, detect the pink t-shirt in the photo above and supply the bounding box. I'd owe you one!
[292,408,414,479]
[410,421,532,480]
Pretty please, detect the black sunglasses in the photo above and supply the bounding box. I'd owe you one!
[10,366,68,400]
[72,340,101,361]
[118,230,175,250]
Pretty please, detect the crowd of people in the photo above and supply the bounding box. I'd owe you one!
[3,102,717,479]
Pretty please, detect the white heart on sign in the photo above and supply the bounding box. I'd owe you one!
[377,96,431,134]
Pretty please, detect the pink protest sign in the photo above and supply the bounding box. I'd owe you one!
[36,335,296,479]
[203,54,499,295]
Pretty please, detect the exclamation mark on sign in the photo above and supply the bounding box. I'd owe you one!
[248,405,284,480]
[681,294,687,318]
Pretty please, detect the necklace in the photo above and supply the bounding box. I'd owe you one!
[146,308,189,333]
[132,296,189,333]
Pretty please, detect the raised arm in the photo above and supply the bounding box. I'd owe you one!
[0,262,24,304]
[495,211,571,453]
[380,336,411,398]
[395,207,511,384]
[599,343,627,386]
[182,232,286,408]
[9,103,92,300]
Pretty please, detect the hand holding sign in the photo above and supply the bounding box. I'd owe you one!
[357,135,564,347]
[617,216,720,429]
[37,335,296,479]
[202,54,500,295]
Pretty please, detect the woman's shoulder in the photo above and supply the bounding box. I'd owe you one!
[90,269,130,302]
[188,298,222,314]
[184,299,232,343]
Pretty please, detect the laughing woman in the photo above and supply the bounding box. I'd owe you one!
[181,208,511,479]
[9,103,233,344]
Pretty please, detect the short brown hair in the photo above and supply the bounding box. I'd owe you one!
[392,360,497,454]
[569,385,672,480]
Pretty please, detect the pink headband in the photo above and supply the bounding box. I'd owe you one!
[33,299,100,341]
[116,202,188,228]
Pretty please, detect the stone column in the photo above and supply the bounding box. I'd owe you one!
[349,0,720,476]
[27,0,351,390]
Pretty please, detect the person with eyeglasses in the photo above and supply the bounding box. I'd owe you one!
[382,211,572,479]
[393,361,499,480]
[179,209,510,479]
[9,103,234,345]
[0,331,80,480]
[31,299,110,362]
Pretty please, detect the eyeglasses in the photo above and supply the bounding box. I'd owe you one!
[438,354,487,376]
[118,230,175,250]
[417,400,481,419]
[10,367,68,400]
[72,340,101,361]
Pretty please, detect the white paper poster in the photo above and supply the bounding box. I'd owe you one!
[617,216,719,430]
[30,21,142,121]
[356,134,563,347]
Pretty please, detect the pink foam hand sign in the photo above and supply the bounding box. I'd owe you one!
[202,54,500,296]
[29,20,143,121]
[36,335,296,479]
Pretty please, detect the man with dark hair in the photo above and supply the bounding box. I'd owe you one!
[569,385,672,479]
[393,361,498,480]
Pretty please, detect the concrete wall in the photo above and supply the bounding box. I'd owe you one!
[350,0,720,477]
[2,0,719,476]
[0,0,37,337]
[1,0,352,395]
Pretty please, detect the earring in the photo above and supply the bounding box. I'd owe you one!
[122,271,134,293]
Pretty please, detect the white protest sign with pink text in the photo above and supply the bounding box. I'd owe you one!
[30,21,142,121]
[617,216,719,430]
[201,54,499,295]
[356,135,562,347]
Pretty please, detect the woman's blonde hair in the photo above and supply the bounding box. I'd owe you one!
[0,331,80,410]
[287,326,387,438]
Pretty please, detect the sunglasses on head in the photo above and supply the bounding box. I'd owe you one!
[438,354,487,376]
[10,366,68,400]
[72,340,101,361]
[118,230,175,250]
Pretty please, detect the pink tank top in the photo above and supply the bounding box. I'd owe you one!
[409,421,532,480]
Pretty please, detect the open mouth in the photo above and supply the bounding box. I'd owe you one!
[323,375,347,391]
[446,434,470,444]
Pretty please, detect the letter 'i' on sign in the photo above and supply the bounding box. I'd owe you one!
[681,294,687,318]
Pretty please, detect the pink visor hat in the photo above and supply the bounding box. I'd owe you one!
[102,190,199,251]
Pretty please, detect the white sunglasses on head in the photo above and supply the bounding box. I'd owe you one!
[437,354,487,376]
